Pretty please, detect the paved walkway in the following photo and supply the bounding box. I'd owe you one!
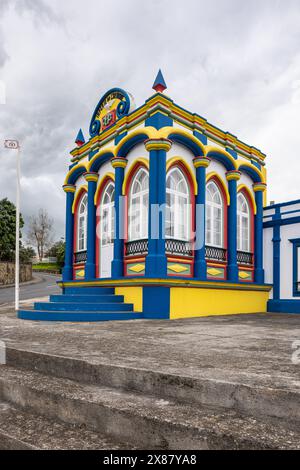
[0,311,299,393]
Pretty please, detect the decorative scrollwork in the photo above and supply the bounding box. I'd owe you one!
[237,251,253,265]
[74,251,87,264]
[165,239,193,257]
[125,239,148,256]
[205,246,227,262]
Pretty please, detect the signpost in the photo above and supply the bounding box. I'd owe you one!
[4,139,20,311]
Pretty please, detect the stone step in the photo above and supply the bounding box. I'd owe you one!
[6,347,300,424]
[34,301,134,312]
[63,286,115,295]
[17,310,143,322]
[0,364,298,450]
[0,400,133,450]
[50,294,125,303]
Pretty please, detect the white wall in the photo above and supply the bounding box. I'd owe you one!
[280,222,300,299]
[263,226,273,298]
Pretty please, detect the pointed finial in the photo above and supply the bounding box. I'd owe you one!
[75,129,85,146]
[152,69,167,93]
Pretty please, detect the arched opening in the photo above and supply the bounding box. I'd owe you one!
[76,192,88,253]
[99,181,115,278]
[166,167,190,241]
[128,167,149,242]
[205,178,227,263]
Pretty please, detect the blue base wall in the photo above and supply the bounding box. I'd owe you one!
[268,299,300,314]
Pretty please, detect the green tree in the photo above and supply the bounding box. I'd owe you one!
[46,240,65,267]
[20,245,36,263]
[0,198,24,261]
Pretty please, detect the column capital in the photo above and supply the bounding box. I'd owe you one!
[226,170,241,182]
[193,156,211,169]
[253,182,267,193]
[144,138,172,152]
[62,184,76,193]
[83,172,99,183]
[111,156,128,169]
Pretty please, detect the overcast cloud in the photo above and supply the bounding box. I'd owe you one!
[0,0,300,241]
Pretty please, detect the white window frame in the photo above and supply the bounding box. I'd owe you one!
[128,167,149,241]
[100,182,115,246]
[237,192,251,253]
[166,167,190,242]
[77,192,88,252]
[205,181,224,248]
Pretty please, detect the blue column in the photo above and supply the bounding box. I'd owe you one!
[272,206,281,299]
[111,157,127,278]
[226,170,241,282]
[193,156,210,279]
[145,139,172,277]
[253,183,266,284]
[62,185,76,281]
[84,172,98,280]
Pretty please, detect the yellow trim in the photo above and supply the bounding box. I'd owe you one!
[166,157,198,195]
[253,183,267,193]
[72,185,88,214]
[58,277,271,292]
[94,172,115,205]
[206,172,230,205]
[122,158,149,195]
[64,162,88,186]
[160,127,206,156]
[145,139,172,152]
[111,157,127,169]
[84,173,98,183]
[115,286,143,312]
[115,127,158,156]
[63,184,76,193]
[170,288,269,319]
[237,161,265,183]
[237,184,257,215]
[204,145,237,170]
[87,147,116,173]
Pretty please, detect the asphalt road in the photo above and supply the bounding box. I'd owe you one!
[0,273,61,305]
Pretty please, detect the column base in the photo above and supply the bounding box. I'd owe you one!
[227,264,239,282]
[254,268,265,284]
[62,265,73,281]
[85,263,96,281]
[145,254,167,277]
[111,259,124,278]
[193,259,207,280]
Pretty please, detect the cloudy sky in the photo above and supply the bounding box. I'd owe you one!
[0,0,300,241]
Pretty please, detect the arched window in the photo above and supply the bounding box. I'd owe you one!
[237,193,251,252]
[128,167,149,241]
[206,181,223,247]
[100,182,115,246]
[166,167,190,241]
[77,193,88,251]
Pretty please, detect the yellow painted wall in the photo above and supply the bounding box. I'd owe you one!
[115,286,143,312]
[170,287,269,319]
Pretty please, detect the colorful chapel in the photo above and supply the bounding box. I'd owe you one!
[21,70,290,322]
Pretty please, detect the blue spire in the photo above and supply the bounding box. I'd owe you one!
[75,128,85,146]
[152,69,167,93]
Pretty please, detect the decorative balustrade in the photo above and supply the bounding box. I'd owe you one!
[205,245,227,262]
[74,251,87,264]
[237,250,253,265]
[165,239,193,257]
[125,239,148,256]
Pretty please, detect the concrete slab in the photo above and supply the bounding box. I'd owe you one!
[0,311,299,396]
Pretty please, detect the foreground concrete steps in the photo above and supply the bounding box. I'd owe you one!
[18,310,143,322]
[0,364,298,450]
[7,347,300,425]
[34,302,134,312]
[50,294,125,303]
[0,401,133,450]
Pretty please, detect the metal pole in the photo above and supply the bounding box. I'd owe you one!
[15,145,20,311]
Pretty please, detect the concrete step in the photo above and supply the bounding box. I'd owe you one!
[0,400,133,450]
[50,294,125,303]
[6,347,300,425]
[17,310,143,322]
[34,301,134,312]
[0,364,298,450]
[63,286,115,295]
